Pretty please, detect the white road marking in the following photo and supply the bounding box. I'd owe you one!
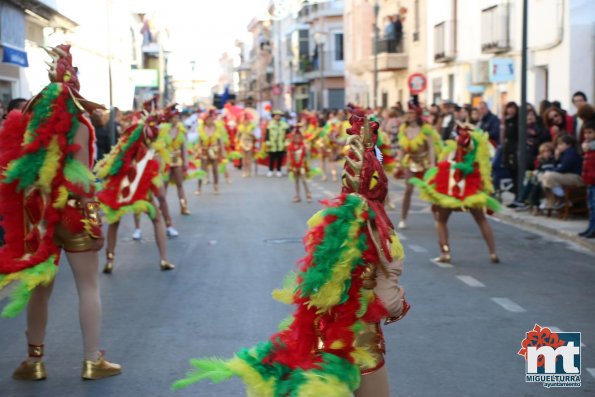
[398,234,407,241]
[491,297,526,312]
[430,258,454,268]
[407,244,428,253]
[586,368,595,379]
[456,275,486,288]
[546,327,586,347]
[322,189,334,196]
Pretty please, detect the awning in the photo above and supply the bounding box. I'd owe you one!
[2,46,29,67]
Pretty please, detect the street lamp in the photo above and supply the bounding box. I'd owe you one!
[313,31,327,111]
[373,0,379,109]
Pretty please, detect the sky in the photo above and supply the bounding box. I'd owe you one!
[133,0,272,95]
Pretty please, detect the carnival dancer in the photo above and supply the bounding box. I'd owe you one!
[410,122,500,263]
[235,110,256,177]
[318,111,344,182]
[266,110,290,177]
[287,125,314,202]
[0,45,121,380]
[397,100,441,229]
[160,105,191,215]
[196,109,226,194]
[174,105,410,397]
[95,99,175,273]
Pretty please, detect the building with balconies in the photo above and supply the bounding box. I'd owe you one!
[297,0,346,110]
[426,0,595,115]
[345,0,428,108]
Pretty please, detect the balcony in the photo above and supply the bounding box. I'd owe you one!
[434,20,456,62]
[298,0,344,23]
[481,4,510,53]
[373,37,408,71]
[301,50,344,80]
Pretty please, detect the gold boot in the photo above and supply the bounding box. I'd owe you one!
[160,259,175,271]
[13,344,47,381]
[180,198,191,215]
[103,252,114,274]
[82,352,121,380]
[434,244,451,263]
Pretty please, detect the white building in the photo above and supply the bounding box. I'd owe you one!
[426,0,595,114]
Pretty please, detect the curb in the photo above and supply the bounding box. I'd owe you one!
[493,212,595,253]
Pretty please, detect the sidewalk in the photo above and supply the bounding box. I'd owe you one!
[494,193,595,253]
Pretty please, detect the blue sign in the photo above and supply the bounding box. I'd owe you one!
[489,58,514,83]
[2,46,29,67]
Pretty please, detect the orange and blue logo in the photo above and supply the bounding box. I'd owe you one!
[518,324,581,388]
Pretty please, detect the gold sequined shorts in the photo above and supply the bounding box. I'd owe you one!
[53,200,104,253]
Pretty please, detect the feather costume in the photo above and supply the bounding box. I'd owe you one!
[0,45,102,318]
[174,106,408,396]
[409,125,500,211]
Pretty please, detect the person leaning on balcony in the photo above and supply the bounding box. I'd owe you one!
[384,16,396,52]
[394,14,403,51]
[265,110,290,177]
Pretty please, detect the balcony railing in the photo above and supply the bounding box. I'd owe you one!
[434,20,456,62]
[300,50,344,78]
[481,4,510,53]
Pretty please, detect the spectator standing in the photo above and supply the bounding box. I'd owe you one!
[579,121,595,238]
[571,91,588,141]
[440,101,456,140]
[477,101,501,145]
[503,102,520,202]
[576,104,595,143]
[394,14,403,52]
[384,16,396,52]
[525,106,550,169]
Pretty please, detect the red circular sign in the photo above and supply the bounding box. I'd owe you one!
[408,73,427,95]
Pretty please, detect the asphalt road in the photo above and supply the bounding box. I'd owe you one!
[1,165,594,397]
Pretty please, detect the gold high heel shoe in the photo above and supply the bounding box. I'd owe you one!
[13,344,47,381]
[103,252,114,274]
[160,259,175,271]
[490,253,500,264]
[434,244,451,264]
[180,198,191,215]
[331,169,338,182]
[82,352,121,380]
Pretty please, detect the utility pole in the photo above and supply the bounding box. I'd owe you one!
[373,0,379,109]
[517,0,528,198]
[106,0,116,147]
[319,42,324,111]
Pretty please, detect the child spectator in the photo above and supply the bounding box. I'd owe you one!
[514,142,556,212]
[541,135,584,210]
[579,121,595,238]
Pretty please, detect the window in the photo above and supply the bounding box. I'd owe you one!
[382,92,388,109]
[448,74,455,101]
[334,33,344,61]
[299,30,309,59]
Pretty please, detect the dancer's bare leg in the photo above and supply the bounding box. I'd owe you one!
[65,251,102,360]
[26,280,56,353]
[320,155,328,181]
[133,214,141,230]
[156,186,173,227]
[293,176,301,201]
[172,167,187,200]
[355,366,390,397]
[211,161,219,192]
[401,170,414,224]
[470,208,497,256]
[197,159,208,194]
[150,198,170,262]
[436,207,452,248]
[107,222,119,256]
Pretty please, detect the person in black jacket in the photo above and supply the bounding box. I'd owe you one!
[503,102,520,202]
[478,101,501,145]
[540,135,584,209]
